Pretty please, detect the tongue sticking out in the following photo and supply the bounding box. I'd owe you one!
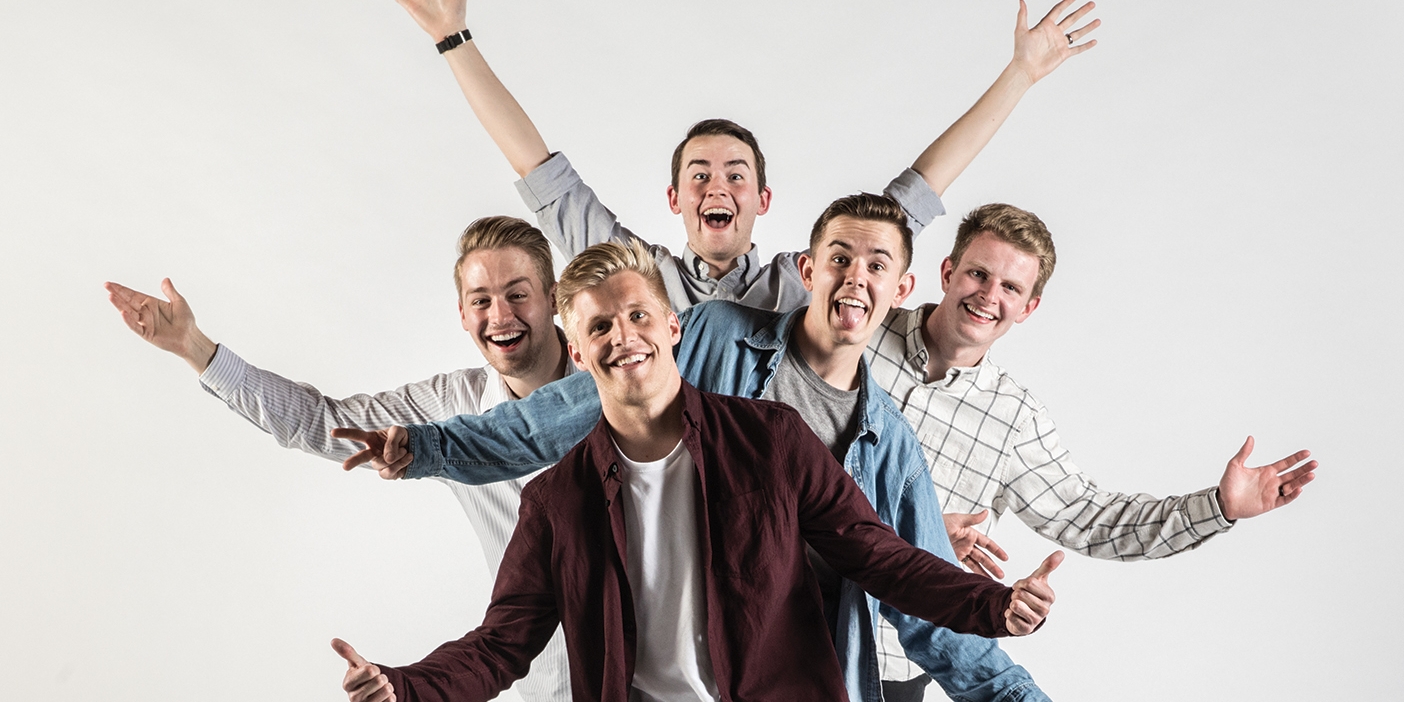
[835,301,866,329]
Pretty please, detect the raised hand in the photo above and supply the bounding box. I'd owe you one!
[945,510,1010,579]
[332,427,413,479]
[394,0,468,41]
[1012,0,1100,85]
[332,638,396,702]
[1217,436,1318,521]
[1005,550,1063,636]
[105,278,218,372]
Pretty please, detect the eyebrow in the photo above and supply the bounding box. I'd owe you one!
[826,238,894,260]
[465,276,534,294]
[687,158,752,170]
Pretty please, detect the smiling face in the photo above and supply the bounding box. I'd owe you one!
[566,270,682,409]
[666,134,772,271]
[932,231,1042,358]
[458,246,560,381]
[799,216,916,350]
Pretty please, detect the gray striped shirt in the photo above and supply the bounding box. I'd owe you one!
[199,344,573,702]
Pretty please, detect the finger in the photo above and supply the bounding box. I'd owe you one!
[1039,0,1077,28]
[1230,436,1255,467]
[347,675,394,702]
[966,557,996,579]
[1057,1,1096,30]
[331,427,374,444]
[332,638,369,667]
[974,532,1009,561]
[1065,18,1101,43]
[1029,550,1065,579]
[343,448,375,471]
[967,548,1006,580]
[160,277,184,304]
[1013,581,1054,616]
[1264,449,1313,473]
[1016,0,1028,30]
[1005,599,1040,634]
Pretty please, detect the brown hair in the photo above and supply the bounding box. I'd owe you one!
[952,203,1057,298]
[452,216,556,298]
[555,239,670,342]
[670,119,767,192]
[808,192,914,271]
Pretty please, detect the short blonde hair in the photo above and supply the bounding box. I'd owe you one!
[452,216,556,297]
[555,239,670,342]
[952,204,1057,298]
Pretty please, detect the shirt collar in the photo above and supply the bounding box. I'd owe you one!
[682,243,761,283]
[485,326,577,402]
[581,380,706,484]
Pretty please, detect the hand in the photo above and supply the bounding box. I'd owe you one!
[1005,551,1062,636]
[1011,0,1100,85]
[332,638,396,702]
[332,427,414,479]
[105,278,218,372]
[1217,436,1318,521]
[945,510,1009,579]
[394,0,469,41]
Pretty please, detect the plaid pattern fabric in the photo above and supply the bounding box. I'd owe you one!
[865,305,1233,681]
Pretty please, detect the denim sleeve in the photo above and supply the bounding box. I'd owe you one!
[403,372,602,485]
[880,456,1050,702]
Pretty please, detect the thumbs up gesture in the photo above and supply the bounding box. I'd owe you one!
[332,638,396,702]
[1005,551,1063,636]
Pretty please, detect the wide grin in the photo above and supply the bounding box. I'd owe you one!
[962,302,996,322]
[702,206,735,229]
[487,330,526,348]
[609,353,648,368]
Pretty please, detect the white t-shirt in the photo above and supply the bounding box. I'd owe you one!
[613,437,720,702]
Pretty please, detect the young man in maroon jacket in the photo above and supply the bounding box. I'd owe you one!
[330,240,1063,702]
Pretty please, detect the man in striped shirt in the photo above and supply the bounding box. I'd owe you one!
[104,216,576,702]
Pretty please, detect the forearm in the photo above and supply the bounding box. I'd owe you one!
[1013,482,1233,560]
[442,41,551,177]
[910,62,1034,197]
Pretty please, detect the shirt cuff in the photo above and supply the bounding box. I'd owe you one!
[884,168,946,232]
[403,424,447,480]
[1185,486,1235,539]
[515,151,580,213]
[198,344,247,397]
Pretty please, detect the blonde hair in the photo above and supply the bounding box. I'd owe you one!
[952,204,1057,298]
[555,239,670,341]
[452,216,556,297]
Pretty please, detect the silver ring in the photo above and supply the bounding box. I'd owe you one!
[1066,33,1074,45]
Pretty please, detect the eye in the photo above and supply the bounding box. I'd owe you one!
[630,310,648,321]
[728,173,744,181]
[510,292,528,301]
[693,172,708,181]
[831,255,849,266]
[470,297,489,307]
[970,270,986,280]
[870,262,886,273]
[591,320,609,335]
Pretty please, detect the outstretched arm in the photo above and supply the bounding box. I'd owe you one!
[395,0,550,177]
[1216,436,1318,521]
[105,279,217,372]
[910,0,1100,196]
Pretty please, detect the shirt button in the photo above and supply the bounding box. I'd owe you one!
[608,464,618,475]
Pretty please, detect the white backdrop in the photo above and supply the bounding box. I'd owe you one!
[3,1,1401,700]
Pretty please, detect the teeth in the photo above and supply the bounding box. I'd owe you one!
[836,297,867,310]
[963,303,995,321]
[611,353,647,367]
[489,332,524,342]
[702,207,734,216]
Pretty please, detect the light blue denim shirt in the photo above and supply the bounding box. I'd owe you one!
[404,301,1047,702]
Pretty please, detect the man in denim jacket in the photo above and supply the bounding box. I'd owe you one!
[342,195,1057,702]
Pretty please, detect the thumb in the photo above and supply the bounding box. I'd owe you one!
[331,638,367,668]
[1230,436,1255,467]
[1030,550,1064,580]
[161,277,184,304]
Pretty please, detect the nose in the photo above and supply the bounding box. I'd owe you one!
[487,297,514,325]
[609,315,635,347]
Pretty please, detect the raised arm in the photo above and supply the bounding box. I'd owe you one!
[909,0,1100,196]
[395,0,550,177]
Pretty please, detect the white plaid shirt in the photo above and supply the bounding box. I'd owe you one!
[865,305,1233,681]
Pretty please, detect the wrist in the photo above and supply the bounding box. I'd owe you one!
[1001,61,1039,92]
[435,27,472,54]
[185,331,218,374]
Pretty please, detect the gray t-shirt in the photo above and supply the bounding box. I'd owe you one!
[761,337,861,463]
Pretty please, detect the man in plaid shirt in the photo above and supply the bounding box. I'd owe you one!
[865,202,1321,697]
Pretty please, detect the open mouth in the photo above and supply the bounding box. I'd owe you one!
[834,297,868,328]
[962,303,996,323]
[702,207,735,230]
[486,331,526,348]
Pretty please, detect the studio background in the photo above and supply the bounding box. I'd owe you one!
[3,1,1400,699]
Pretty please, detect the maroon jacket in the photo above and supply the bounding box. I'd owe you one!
[380,382,1015,701]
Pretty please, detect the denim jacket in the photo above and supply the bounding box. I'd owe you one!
[404,301,1046,702]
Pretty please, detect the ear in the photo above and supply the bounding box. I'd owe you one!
[567,341,589,371]
[939,257,955,293]
[459,298,471,332]
[667,311,682,345]
[755,185,773,216]
[547,283,558,314]
[1014,295,1041,323]
[667,184,682,215]
[892,271,917,308]
[797,253,815,292]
